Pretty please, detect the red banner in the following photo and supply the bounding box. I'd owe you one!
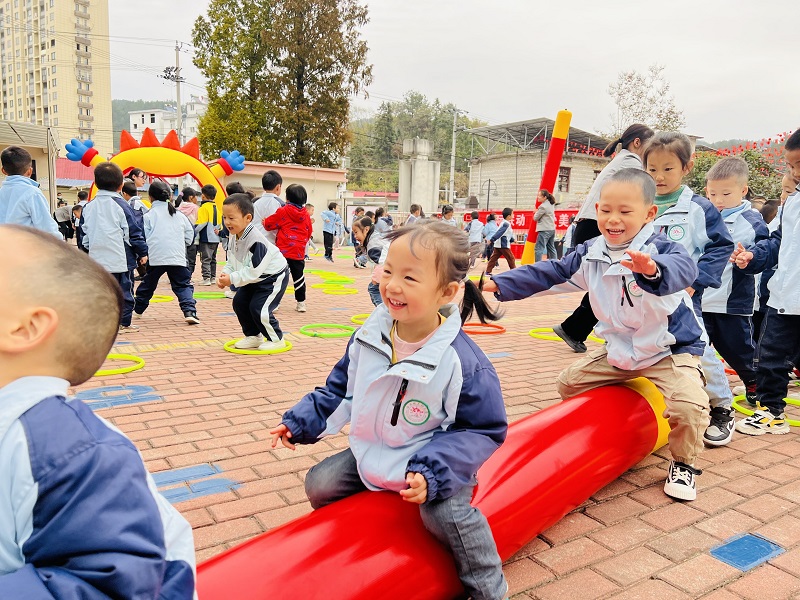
[463,210,578,234]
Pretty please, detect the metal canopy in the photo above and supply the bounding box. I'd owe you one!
[465,117,608,157]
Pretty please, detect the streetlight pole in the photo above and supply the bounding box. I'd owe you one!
[481,179,495,211]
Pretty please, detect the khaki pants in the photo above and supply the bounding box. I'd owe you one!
[557,347,709,465]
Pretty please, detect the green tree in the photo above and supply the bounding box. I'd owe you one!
[685,150,783,199]
[193,0,372,167]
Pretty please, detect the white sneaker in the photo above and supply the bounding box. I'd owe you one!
[732,385,745,396]
[664,461,701,501]
[296,301,307,312]
[133,311,143,319]
[200,279,213,286]
[735,409,790,436]
[258,339,287,351]
[234,335,263,349]
[704,406,735,447]
[118,324,140,334]
[224,289,236,299]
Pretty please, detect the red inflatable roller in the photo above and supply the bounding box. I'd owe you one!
[196,378,669,600]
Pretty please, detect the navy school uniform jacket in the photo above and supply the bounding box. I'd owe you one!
[652,186,734,299]
[0,377,196,599]
[281,304,508,502]
[80,190,148,273]
[491,223,705,371]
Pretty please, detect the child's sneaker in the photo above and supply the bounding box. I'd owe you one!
[258,339,287,351]
[234,335,263,349]
[296,301,307,312]
[184,311,200,325]
[664,461,701,501]
[133,311,143,319]
[118,324,140,334]
[704,406,735,446]
[732,384,745,397]
[735,409,790,436]
[553,324,587,353]
[200,279,213,286]
[745,383,758,408]
[224,289,236,299]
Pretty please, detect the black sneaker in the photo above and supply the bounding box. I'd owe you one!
[184,311,200,325]
[664,461,701,501]
[704,406,735,447]
[745,383,758,408]
[553,324,587,353]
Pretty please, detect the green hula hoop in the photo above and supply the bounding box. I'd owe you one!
[528,327,604,344]
[731,395,800,427]
[319,277,356,284]
[95,354,146,377]
[298,324,356,338]
[223,339,293,355]
[150,294,174,303]
[194,291,226,299]
[351,313,371,325]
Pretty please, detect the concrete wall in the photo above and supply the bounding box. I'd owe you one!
[468,151,609,210]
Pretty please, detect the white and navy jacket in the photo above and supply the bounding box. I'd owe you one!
[701,200,768,315]
[756,205,782,312]
[253,193,284,244]
[491,223,705,370]
[0,175,62,238]
[364,228,389,266]
[281,304,508,502]
[143,201,195,267]
[80,189,148,273]
[222,223,288,288]
[0,377,196,599]
[490,219,515,248]
[652,186,734,299]
[576,149,644,221]
[740,185,800,315]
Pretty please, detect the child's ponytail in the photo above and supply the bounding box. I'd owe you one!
[148,180,176,215]
[461,274,503,324]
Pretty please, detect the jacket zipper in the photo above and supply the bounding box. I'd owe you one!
[621,275,634,307]
[390,379,408,426]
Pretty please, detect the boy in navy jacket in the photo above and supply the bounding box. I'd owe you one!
[0,225,195,599]
[485,169,710,501]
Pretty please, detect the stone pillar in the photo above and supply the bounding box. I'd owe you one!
[398,138,440,215]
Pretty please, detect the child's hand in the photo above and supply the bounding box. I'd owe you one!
[620,250,657,277]
[400,472,427,504]
[731,242,754,268]
[139,255,148,265]
[217,273,231,288]
[269,424,295,450]
[482,279,498,293]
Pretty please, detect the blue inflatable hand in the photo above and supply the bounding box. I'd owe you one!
[220,149,245,172]
[65,138,94,162]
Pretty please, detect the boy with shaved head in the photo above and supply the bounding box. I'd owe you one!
[0,225,196,598]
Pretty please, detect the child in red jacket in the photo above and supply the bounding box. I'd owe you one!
[264,184,313,312]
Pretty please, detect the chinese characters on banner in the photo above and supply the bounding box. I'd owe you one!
[463,210,578,235]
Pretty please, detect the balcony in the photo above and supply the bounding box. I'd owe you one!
[78,101,92,109]
[76,87,92,96]
[74,9,89,18]
[75,0,89,5]
[76,49,90,58]
[75,35,91,46]
[75,21,90,33]
[78,125,93,134]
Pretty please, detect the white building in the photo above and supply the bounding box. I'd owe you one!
[184,95,207,140]
[128,107,178,142]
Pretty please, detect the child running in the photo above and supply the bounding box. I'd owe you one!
[270,220,509,600]
[647,132,736,446]
[0,224,196,598]
[732,129,800,435]
[484,169,709,501]
[217,193,289,351]
[352,216,388,306]
[264,183,314,313]
[700,158,768,419]
[465,210,484,269]
[133,181,200,325]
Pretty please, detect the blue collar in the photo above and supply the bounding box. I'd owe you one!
[0,376,70,439]
[720,199,749,220]
[3,175,40,188]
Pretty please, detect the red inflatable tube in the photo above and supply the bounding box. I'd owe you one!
[196,379,668,600]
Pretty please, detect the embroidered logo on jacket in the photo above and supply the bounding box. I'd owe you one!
[403,400,431,425]
[667,225,686,241]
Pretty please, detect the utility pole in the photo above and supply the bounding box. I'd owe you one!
[175,42,183,143]
[448,108,464,204]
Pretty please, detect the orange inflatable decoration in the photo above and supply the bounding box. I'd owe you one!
[64,128,245,210]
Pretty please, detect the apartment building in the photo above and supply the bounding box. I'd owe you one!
[0,0,113,157]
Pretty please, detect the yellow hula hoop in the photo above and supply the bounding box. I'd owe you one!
[223,339,293,355]
[731,395,800,427]
[351,313,371,325]
[95,354,146,377]
[312,283,345,289]
[150,295,174,303]
[528,327,604,344]
[323,288,358,295]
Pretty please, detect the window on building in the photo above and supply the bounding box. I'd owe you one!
[133,123,137,129]
[50,51,54,60]
[17,110,21,118]
[50,38,54,47]
[53,117,57,125]
[150,113,155,123]
[140,114,144,124]
[51,104,56,112]
[50,65,55,73]
[52,91,56,99]
[50,78,54,87]
[557,167,571,193]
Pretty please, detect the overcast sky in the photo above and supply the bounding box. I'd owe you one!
[109,0,799,142]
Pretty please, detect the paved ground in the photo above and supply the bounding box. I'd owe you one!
[73,247,800,599]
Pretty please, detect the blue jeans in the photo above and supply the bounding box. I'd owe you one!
[368,281,382,306]
[305,448,507,600]
[534,230,557,261]
[755,307,800,416]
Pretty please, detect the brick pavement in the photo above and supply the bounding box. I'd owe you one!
[72,248,800,599]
